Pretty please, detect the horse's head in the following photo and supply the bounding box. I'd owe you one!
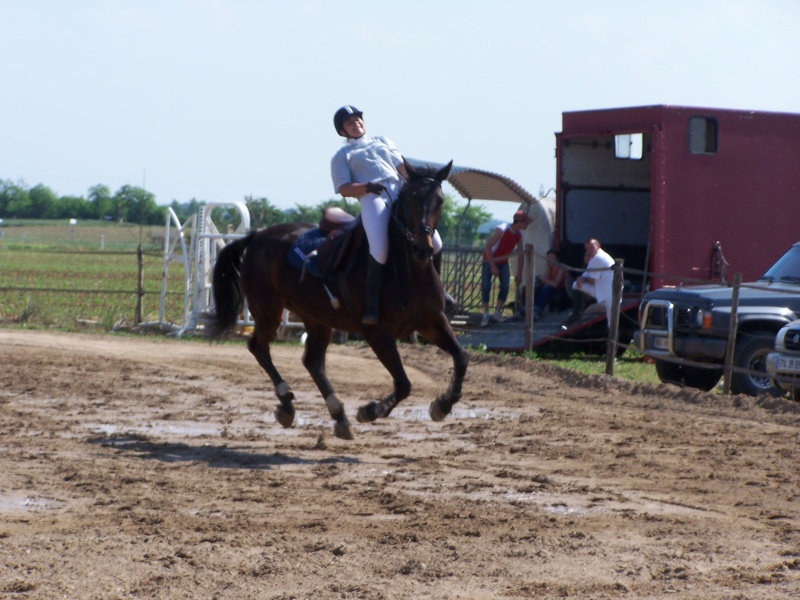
[395,158,453,263]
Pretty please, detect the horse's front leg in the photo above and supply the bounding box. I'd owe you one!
[417,314,469,421]
[302,322,354,441]
[356,330,411,423]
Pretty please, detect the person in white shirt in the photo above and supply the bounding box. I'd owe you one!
[563,238,615,327]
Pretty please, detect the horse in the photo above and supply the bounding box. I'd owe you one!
[206,159,468,441]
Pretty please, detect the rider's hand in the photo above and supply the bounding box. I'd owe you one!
[365,181,386,195]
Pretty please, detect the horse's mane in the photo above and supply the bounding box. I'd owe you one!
[392,164,438,214]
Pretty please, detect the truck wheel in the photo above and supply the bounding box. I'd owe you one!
[731,332,781,397]
[681,365,723,391]
[654,360,721,391]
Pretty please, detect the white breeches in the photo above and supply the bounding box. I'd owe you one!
[360,188,442,265]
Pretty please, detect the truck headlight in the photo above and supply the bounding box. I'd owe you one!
[693,308,712,329]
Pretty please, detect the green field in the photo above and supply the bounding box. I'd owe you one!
[0,220,185,329]
[0,218,165,251]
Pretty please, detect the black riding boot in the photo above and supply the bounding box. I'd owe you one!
[362,256,384,325]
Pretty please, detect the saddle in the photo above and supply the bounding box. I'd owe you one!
[287,207,365,280]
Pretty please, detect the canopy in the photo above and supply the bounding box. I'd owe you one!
[407,158,538,206]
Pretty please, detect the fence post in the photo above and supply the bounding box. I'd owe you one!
[523,243,535,351]
[605,259,624,375]
[135,245,144,326]
[722,272,742,395]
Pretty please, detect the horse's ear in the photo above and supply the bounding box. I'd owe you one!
[436,160,453,182]
[402,157,419,179]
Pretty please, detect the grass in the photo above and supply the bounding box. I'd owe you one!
[530,348,660,385]
[0,218,165,251]
[0,220,185,329]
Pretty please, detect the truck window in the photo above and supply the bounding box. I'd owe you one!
[761,245,800,280]
[688,116,718,154]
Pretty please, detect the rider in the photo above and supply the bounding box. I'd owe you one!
[331,105,443,325]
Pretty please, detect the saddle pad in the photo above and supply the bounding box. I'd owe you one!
[287,228,327,279]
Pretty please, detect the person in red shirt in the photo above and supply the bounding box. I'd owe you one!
[480,209,531,327]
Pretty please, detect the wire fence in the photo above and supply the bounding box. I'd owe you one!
[3,243,800,398]
[0,247,185,329]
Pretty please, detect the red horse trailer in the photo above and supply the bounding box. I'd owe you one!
[555,105,800,291]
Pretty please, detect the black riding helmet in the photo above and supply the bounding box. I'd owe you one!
[334,105,363,137]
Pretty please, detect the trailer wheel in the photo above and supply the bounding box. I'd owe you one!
[654,359,722,392]
[730,331,781,397]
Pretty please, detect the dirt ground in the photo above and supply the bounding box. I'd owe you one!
[1,329,799,599]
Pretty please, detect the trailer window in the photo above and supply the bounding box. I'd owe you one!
[688,117,718,154]
[614,133,643,160]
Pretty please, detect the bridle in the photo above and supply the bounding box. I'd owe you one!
[391,177,439,246]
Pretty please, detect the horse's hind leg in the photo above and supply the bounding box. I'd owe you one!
[302,322,354,441]
[247,323,296,429]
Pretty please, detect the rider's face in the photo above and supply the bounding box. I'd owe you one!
[342,115,365,138]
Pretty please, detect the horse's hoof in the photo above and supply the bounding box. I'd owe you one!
[356,402,378,423]
[429,398,451,422]
[334,422,355,441]
[274,404,295,428]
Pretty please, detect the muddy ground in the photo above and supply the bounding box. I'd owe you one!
[1,329,799,599]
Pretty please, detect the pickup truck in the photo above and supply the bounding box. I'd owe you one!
[634,242,800,396]
[766,320,800,400]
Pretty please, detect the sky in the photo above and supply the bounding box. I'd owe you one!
[2,0,798,222]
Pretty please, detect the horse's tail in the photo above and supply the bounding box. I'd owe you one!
[206,231,256,340]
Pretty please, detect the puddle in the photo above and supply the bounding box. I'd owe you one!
[295,413,335,428]
[393,432,452,441]
[545,504,588,516]
[80,403,518,441]
[378,405,520,421]
[0,491,63,513]
[87,421,223,438]
[398,484,711,519]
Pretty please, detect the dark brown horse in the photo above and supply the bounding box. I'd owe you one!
[206,159,468,440]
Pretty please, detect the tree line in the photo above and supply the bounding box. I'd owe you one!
[0,180,163,225]
[0,179,492,245]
